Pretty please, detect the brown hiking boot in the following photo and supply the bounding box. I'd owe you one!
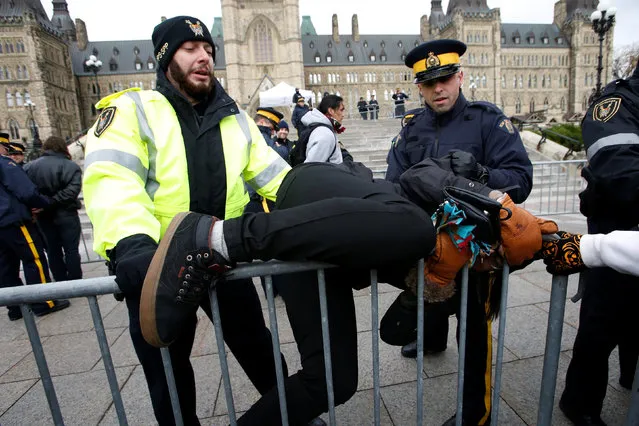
[140,212,230,347]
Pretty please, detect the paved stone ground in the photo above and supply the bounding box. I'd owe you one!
[0,213,634,425]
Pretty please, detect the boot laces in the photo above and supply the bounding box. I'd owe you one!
[175,249,222,305]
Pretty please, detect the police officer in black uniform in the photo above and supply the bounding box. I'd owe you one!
[559,64,639,426]
[0,133,70,321]
[385,40,532,426]
[247,107,286,214]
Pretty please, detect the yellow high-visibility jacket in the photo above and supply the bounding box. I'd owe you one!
[82,88,290,258]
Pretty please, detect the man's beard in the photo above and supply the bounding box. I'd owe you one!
[168,61,214,102]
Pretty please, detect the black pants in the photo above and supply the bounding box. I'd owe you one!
[0,221,53,316]
[38,213,83,281]
[416,271,498,425]
[359,111,368,120]
[231,163,434,425]
[126,278,285,426]
[561,218,639,416]
[394,104,405,118]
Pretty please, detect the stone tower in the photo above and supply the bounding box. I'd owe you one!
[51,0,76,42]
[0,0,81,142]
[220,0,305,109]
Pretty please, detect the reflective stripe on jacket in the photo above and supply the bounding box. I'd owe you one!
[83,88,290,258]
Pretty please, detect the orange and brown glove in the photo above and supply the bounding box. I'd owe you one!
[499,194,558,266]
[406,231,472,302]
[540,231,585,275]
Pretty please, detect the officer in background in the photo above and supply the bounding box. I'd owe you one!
[392,87,409,117]
[254,107,287,160]
[7,142,26,166]
[0,133,70,321]
[368,94,379,120]
[385,39,532,426]
[559,63,639,426]
[247,107,286,214]
[357,97,368,120]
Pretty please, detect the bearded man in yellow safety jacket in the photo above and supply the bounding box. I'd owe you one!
[83,15,446,426]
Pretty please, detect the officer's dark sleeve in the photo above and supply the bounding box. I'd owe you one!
[385,129,412,183]
[399,158,493,213]
[482,116,533,203]
[580,93,639,219]
[1,160,50,208]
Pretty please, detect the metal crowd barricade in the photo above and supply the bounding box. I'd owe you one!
[1,261,637,425]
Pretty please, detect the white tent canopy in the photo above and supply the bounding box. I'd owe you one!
[259,82,313,107]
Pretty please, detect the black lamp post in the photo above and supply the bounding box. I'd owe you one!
[85,54,103,110]
[590,3,616,100]
[24,99,42,152]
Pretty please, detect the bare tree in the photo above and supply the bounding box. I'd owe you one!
[613,43,639,79]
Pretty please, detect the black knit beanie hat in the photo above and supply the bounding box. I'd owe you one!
[152,16,215,71]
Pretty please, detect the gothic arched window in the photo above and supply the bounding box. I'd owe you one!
[560,96,566,111]
[530,98,535,112]
[252,20,274,63]
[515,98,522,114]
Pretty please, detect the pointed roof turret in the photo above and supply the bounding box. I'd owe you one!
[51,0,76,41]
[301,16,317,36]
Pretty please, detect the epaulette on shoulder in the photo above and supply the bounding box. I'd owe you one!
[467,101,501,115]
[402,108,424,127]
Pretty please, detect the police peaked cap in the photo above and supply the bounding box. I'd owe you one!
[405,39,467,84]
[256,107,284,129]
[7,142,26,154]
[152,16,215,71]
[0,132,9,145]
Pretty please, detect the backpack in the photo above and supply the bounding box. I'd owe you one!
[288,122,335,166]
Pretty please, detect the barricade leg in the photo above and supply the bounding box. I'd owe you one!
[264,275,289,426]
[20,304,64,425]
[208,286,237,426]
[626,359,639,426]
[317,268,337,425]
[416,259,425,426]
[160,347,184,426]
[370,270,381,426]
[491,264,510,425]
[456,266,470,426]
[537,275,569,426]
[88,296,128,425]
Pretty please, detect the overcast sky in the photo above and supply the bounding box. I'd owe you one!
[44,0,637,49]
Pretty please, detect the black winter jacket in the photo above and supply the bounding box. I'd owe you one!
[24,150,82,219]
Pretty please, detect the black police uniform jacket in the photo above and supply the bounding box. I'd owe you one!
[386,93,532,203]
[0,156,51,228]
[579,75,639,227]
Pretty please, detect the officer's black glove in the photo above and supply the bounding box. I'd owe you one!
[112,234,158,298]
[447,150,489,184]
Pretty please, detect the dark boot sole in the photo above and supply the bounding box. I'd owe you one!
[140,212,190,348]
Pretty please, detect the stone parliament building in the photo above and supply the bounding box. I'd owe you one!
[0,0,612,145]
